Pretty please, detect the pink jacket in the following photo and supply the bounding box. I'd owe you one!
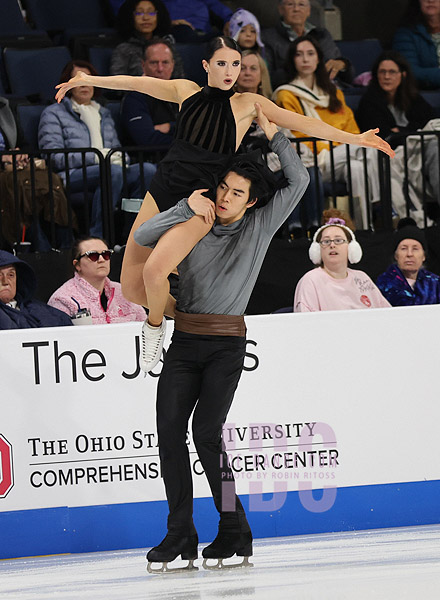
[48,273,146,324]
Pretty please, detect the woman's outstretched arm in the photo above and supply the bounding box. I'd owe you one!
[55,71,199,104]
[243,94,395,158]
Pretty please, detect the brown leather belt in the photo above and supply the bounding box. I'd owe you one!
[174,310,246,337]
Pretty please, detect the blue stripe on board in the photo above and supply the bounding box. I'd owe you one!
[1,480,439,559]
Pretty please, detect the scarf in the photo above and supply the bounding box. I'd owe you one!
[273,78,330,120]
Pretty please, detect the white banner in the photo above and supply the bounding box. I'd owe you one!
[1,305,440,513]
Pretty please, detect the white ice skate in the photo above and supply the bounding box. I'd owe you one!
[140,318,166,374]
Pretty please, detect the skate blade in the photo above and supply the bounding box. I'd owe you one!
[147,559,198,574]
[202,556,253,570]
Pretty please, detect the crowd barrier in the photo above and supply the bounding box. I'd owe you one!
[1,307,439,559]
[1,132,439,251]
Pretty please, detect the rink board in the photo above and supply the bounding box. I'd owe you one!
[1,308,440,558]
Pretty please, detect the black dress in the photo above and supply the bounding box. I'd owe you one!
[149,85,237,212]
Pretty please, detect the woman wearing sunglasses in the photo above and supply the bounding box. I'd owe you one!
[48,237,146,324]
[294,209,390,312]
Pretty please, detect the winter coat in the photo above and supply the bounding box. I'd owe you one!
[163,0,232,33]
[0,250,72,330]
[376,264,440,306]
[273,86,359,153]
[393,24,440,89]
[356,84,434,143]
[121,91,178,147]
[38,98,120,174]
[262,20,353,88]
[48,272,146,324]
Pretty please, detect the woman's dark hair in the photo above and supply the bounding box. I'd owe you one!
[400,0,430,27]
[115,0,171,40]
[72,236,109,272]
[370,50,418,112]
[284,36,342,113]
[205,36,242,62]
[58,60,100,97]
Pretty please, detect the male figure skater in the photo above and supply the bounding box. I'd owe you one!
[134,105,310,571]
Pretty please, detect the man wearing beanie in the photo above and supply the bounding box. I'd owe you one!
[376,218,440,306]
[0,250,72,329]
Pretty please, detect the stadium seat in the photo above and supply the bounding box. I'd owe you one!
[175,43,207,86]
[16,104,46,151]
[26,0,114,43]
[3,46,71,101]
[89,47,113,77]
[0,0,50,47]
[106,101,122,138]
[336,39,383,77]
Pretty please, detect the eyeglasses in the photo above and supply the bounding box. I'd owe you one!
[319,238,348,247]
[134,10,157,17]
[77,250,114,261]
[377,69,401,77]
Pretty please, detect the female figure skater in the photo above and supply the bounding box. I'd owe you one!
[55,36,394,371]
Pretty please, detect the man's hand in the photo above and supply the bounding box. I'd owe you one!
[154,123,171,134]
[188,189,216,224]
[325,58,345,80]
[171,19,194,29]
[255,103,278,142]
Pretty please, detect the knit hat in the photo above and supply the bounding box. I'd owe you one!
[229,9,264,51]
[393,217,426,253]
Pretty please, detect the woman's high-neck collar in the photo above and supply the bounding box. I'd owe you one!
[203,85,235,100]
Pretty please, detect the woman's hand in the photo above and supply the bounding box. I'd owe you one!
[357,128,395,158]
[188,189,216,224]
[255,103,278,142]
[55,71,89,103]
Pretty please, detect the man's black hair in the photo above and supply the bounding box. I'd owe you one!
[218,150,287,209]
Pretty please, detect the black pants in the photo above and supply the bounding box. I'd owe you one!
[156,330,249,536]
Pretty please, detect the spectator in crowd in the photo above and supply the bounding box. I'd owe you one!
[48,236,146,324]
[111,0,183,77]
[229,8,265,55]
[121,38,178,147]
[273,36,380,229]
[376,217,440,306]
[393,0,440,90]
[294,209,391,312]
[262,0,353,88]
[356,50,434,141]
[0,97,71,252]
[357,50,439,222]
[38,60,156,238]
[236,49,323,234]
[162,0,232,42]
[0,250,73,329]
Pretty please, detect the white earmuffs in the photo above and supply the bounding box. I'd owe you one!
[309,221,363,265]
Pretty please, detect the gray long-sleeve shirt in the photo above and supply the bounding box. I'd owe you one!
[134,132,309,315]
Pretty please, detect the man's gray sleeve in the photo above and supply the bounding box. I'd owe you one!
[257,131,310,234]
[133,199,196,247]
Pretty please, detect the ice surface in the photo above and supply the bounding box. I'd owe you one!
[1,525,440,600]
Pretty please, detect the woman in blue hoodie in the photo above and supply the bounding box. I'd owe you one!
[393,0,440,89]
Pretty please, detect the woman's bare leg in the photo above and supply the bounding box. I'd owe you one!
[143,216,212,325]
[120,191,158,306]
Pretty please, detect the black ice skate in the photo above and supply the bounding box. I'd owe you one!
[146,533,199,573]
[202,531,253,569]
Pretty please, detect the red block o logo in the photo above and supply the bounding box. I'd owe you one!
[0,434,14,498]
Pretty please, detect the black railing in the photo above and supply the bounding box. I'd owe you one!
[1,133,438,252]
